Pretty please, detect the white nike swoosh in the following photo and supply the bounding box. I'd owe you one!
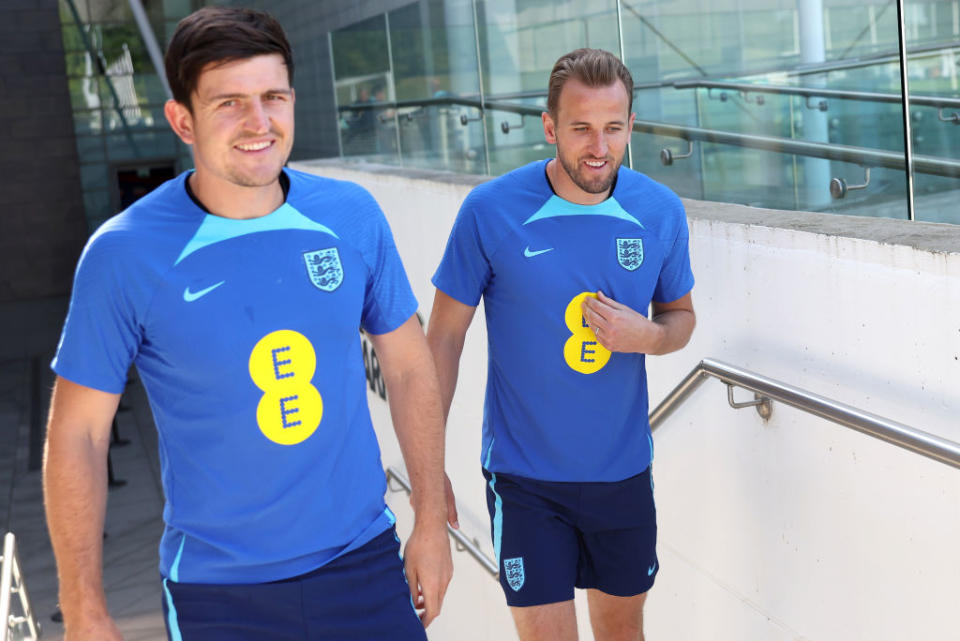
[523,246,554,258]
[183,281,225,302]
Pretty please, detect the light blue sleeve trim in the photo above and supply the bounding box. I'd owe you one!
[522,195,645,229]
[162,579,183,641]
[483,437,495,469]
[169,535,186,582]
[175,203,340,265]
[488,473,504,566]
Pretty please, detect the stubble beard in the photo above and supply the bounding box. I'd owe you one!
[557,148,622,195]
[226,131,290,188]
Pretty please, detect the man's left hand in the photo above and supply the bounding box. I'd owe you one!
[581,290,663,353]
[403,521,453,628]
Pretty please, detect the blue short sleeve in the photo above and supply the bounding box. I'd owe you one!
[653,206,695,303]
[52,234,142,394]
[358,196,418,335]
[431,195,491,307]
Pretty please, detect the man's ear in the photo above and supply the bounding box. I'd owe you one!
[542,111,557,145]
[164,99,195,145]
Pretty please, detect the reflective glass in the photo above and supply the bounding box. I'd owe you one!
[80,163,109,192]
[905,2,960,223]
[388,0,485,171]
[622,0,909,217]
[316,0,956,224]
[106,130,178,162]
[478,0,619,174]
[331,14,396,163]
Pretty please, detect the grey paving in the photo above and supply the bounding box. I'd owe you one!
[1,298,167,641]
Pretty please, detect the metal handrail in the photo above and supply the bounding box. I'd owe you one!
[336,95,960,178]
[1,533,41,641]
[650,358,960,470]
[380,361,959,583]
[672,79,960,109]
[385,467,499,577]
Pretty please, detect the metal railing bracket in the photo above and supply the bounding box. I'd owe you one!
[726,384,773,420]
[660,139,694,166]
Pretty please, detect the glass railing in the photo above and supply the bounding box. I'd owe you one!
[326,0,960,224]
[335,76,960,223]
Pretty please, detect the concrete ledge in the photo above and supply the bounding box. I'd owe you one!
[684,198,960,256]
[296,158,960,256]
[294,158,490,189]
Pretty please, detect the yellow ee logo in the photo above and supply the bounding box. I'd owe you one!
[248,329,323,445]
[563,292,611,374]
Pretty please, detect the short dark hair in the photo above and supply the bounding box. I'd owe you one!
[164,7,294,109]
[547,48,634,118]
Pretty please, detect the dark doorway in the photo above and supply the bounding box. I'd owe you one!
[115,164,177,210]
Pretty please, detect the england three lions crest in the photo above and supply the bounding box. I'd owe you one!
[304,248,343,292]
[503,557,525,591]
[617,238,644,271]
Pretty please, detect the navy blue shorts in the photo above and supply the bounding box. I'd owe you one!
[483,467,658,607]
[161,528,426,641]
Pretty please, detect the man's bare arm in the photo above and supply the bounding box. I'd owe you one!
[425,290,477,423]
[43,376,124,641]
[368,315,453,628]
[424,289,477,529]
[582,291,695,355]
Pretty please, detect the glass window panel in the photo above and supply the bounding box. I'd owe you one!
[906,1,960,223]
[74,133,105,160]
[825,3,899,60]
[72,109,103,136]
[332,15,390,79]
[82,190,112,231]
[386,0,483,172]
[68,76,107,110]
[106,131,179,162]
[619,0,911,217]
[339,106,401,165]
[478,0,618,175]
[80,163,109,192]
[58,21,87,54]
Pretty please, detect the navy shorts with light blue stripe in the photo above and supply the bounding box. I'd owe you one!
[161,528,426,641]
[483,467,659,607]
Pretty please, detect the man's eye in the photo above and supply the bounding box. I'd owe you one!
[219,100,236,108]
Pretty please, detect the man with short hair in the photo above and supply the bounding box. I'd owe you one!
[43,7,451,641]
[427,48,696,641]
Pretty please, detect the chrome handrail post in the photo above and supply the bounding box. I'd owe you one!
[649,361,710,431]
[1,533,40,641]
[0,534,12,641]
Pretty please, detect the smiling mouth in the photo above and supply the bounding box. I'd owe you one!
[584,159,608,169]
[235,140,275,152]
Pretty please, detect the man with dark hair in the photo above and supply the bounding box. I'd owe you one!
[427,48,695,640]
[43,7,451,641]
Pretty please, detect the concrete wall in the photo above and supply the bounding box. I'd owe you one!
[0,0,87,302]
[292,158,960,641]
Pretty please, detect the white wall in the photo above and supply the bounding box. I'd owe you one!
[292,159,960,641]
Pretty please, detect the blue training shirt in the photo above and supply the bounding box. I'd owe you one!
[433,160,694,482]
[53,168,417,584]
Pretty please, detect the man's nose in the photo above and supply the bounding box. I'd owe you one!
[244,101,270,133]
[587,131,608,157]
